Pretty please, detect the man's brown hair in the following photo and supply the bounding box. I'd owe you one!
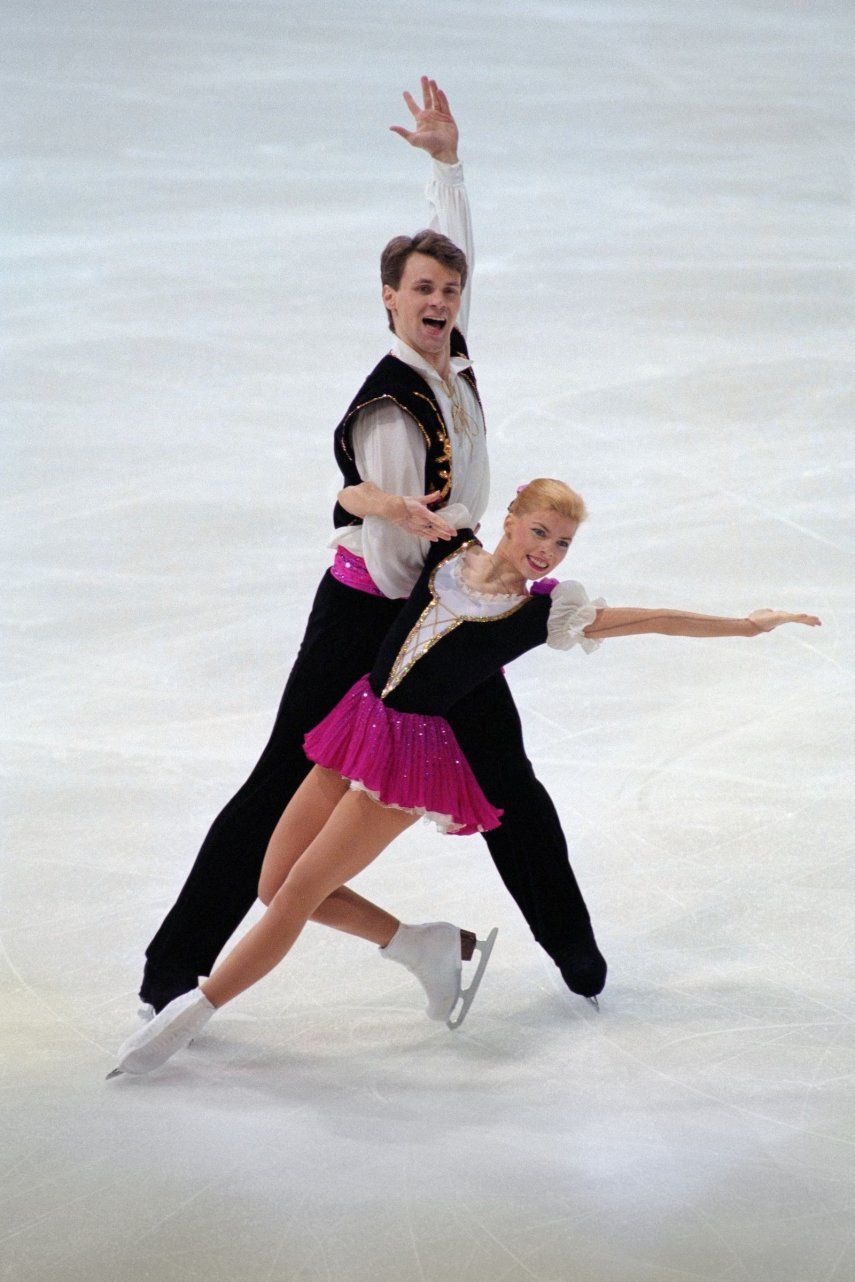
[380,229,468,332]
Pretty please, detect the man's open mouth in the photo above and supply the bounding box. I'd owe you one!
[422,317,447,332]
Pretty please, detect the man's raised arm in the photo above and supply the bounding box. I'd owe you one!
[390,76,474,336]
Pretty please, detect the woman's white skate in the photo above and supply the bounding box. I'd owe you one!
[445,927,498,1029]
[107,987,214,1078]
[381,921,498,1028]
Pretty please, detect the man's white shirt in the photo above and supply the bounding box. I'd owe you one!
[329,159,490,600]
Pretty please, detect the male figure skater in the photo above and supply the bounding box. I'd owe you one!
[140,78,606,1018]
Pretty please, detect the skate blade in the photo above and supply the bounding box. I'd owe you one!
[105,1067,123,1080]
[446,927,498,1030]
[586,996,600,1011]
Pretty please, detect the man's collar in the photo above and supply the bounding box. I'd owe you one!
[390,335,473,382]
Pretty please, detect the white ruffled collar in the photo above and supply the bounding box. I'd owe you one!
[449,548,527,605]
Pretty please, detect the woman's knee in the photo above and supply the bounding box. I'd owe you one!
[258,863,290,906]
[270,870,327,921]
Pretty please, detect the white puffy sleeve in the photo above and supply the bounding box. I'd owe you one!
[352,400,430,599]
[438,502,473,530]
[336,407,474,600]
[546,581,607,654]
[425,160,473,337]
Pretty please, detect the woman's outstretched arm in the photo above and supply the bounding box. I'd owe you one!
[584,607,821,640]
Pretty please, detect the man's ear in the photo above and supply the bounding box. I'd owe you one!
[382,284,396,314]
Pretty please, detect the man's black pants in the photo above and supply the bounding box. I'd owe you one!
[142,571,595,1000]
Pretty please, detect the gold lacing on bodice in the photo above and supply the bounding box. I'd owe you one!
[381,542,529,698]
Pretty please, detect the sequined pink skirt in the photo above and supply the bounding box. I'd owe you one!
[303,676,503,836]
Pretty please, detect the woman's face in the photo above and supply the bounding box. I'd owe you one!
[502,507,579,579]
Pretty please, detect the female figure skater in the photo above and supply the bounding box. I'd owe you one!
[109,479,819,1077]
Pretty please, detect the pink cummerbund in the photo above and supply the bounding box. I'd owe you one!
[330,546,387,597]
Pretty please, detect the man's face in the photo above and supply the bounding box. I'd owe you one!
[382,252,463,365]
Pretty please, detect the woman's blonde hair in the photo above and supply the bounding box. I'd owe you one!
[507,478,587,523]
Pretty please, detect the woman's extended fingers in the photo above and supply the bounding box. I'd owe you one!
[777,611,821,627]
[749,609,822,631]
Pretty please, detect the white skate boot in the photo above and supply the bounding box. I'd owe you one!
[107,988,214,1078]
[381,922,498,1029]
[137,974,208,1028]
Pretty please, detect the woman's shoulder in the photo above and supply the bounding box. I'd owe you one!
[545,578,592,606]
[422,528,479,574]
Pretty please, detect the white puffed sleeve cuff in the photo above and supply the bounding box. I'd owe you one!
[546,581,606,654]
[439,502,474,530]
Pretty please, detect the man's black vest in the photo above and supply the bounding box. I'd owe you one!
[332,328,482,529]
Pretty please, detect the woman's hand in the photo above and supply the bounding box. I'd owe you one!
[747,610,822,633]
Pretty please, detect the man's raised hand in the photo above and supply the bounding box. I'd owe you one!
[390,76,459,164]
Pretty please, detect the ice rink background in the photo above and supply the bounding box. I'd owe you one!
[3,2,853,1279]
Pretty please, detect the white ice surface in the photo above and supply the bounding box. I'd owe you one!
[3,2,853,1280]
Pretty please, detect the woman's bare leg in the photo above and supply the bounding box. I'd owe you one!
[311,885,401,946]
[257,766,472,954]
[259,765,401,947]
[110,784,476,1077]
[202,790,417,1008]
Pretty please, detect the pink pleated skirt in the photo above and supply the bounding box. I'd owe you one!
[303,675,503,836]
